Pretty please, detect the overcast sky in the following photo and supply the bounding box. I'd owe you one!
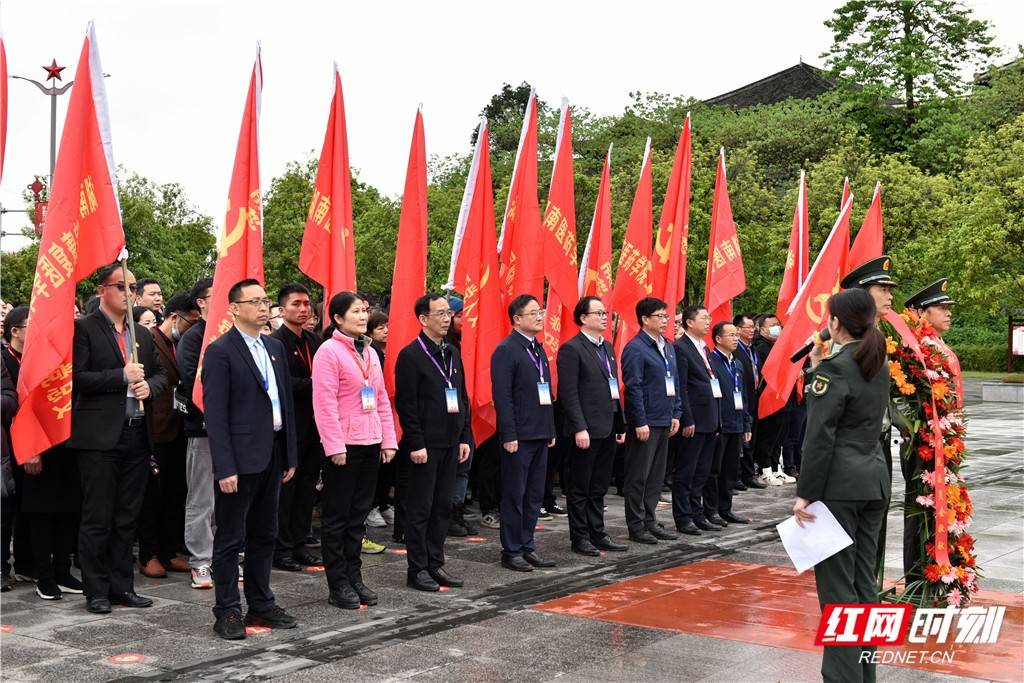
[1,0,1021,251]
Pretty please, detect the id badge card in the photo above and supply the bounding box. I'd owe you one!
[445,387,460,414]
[608,377,620,400]
[733,390,744,410]
[710,377,723,399]
[537,382,552,406]
[360,385,377,412]
[664,376,676,397]
[173,387,188,414]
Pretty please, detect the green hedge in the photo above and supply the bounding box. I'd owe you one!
[956,344,1024,372]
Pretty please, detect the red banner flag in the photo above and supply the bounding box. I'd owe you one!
[300,63,356,307]
[446,120,504,444]
[193,48,264,409]
[497,87,543,304]
[611,138,654,362]
[848,181,884,274]
[1,27,8,183]
[383,107,427,405]
[704,148,746,325]
[775,170,809,323]
[11,24,125,462]
[758,194,854,418]
[578,144,614,340]
[652,114,692,339]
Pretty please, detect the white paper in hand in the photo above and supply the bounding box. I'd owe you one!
[776,501,854,574]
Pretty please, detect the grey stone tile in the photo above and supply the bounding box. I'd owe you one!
[34,616,168,650]
[2,648,163,681]
[0,633,88,670]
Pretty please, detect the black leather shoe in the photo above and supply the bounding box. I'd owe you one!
[408,570,440,592]
[523,552,555,568]
[245,605,297,629]
[571,540,600,557]
[447,518,469,537]
[707,515,729,528]
[592,536,628,552]
[351,581,378,606]
[743,478,768,489]
[693,519,717,532]
[273,556,303,572]
[721,511,752,524]
[676,521,703,536]
[547,503,568,516]
[86,596,112,614]
[629,531,658,544]
[293,550,322,567]
[109,591,153,608]
[732,481,748,491]
[214,610,246,640]
[648,525,678,541]
[501,555,533,572]
[328,584,361,609]
[428,567,464,587]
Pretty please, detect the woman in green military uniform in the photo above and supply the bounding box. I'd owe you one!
[792,289,890,683]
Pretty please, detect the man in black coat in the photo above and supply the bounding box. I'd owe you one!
[202,279,298,640]
[733,314,765,490]
[556,296,627,556]
[67,263,168,614]
[752,314,792,484]
[394,294,473,591]
[491,294,557,572]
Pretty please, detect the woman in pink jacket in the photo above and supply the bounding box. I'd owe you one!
[312,291,397,610]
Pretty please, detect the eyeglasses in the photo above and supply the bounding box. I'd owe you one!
[103,282,137,293]
[585,310,609,317]
[232,297,273,308]
[647,313,669,320]
[425,310,454,319]
[517,310,545,319]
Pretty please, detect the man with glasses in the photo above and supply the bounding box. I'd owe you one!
[732,314,765,490]
[202,279,298,640]
[68,263,168,613]
[491,295,557,572]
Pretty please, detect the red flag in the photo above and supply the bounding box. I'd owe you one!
[652,114,692,339]
[775,170,809,323]
[446,120,503,444]
[11,24,125,462]
[383,107,427,405]
[497,87,543,303]
[300,64,356,307]
[758,194,854,418]
[704,148,746,325]
[193,48,264,409]
[578,144,614,340]
[1,27,8,183]
[611,138,654,362]
[848,181,884,274]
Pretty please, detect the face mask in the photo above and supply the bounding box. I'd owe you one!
[171,318,182,342]
[768,325,782,338]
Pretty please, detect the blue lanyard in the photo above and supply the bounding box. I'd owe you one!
[712,349,742,392]
[655,338,672,378]
[593,341,613,378]
[525,343,546,383]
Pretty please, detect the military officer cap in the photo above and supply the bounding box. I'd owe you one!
[840,255,898,290]
[904,278,956,310]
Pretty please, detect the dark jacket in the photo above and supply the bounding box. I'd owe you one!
[201,327,298,479]
[176,318,207,437]
[674,334,721,434]
[736,340,758,421]
[796,341,891,502]
[753,334,795,412]
[555,332,624,439]
[490,331,556,443]
[709,349,752,435]
[1,360,16,499]
[149,327,182,444]
[394,332,473,451]
[270,324,321,445]
[67,309,168,452]
[621,331,682,429]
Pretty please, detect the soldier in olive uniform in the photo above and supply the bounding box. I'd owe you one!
[794,289,890,683]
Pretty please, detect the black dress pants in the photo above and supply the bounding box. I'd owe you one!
[499,439,548,558]
[623,427,670,536]
[475,437,502,514]
[754,409,789,471]
[543,436,568,510]
[715,432,743,516]
[27,512,76,586]
[76,423,150,599]
[566,434,616,544]
[402,445,457,574]
[211,439,283,618]
[138,433,188,563]
[671,431,716,526]
[276,436,323,559]
[321,444,380,589]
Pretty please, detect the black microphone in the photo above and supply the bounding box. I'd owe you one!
[790,328,831,363]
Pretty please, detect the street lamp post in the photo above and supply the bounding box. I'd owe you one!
[11,59,73,183]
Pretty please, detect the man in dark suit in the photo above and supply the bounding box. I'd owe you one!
[673,305,722,535]
[556,296,627,556]
[67,263,168,614]
[202,279,298,640]
[620,297,682,545]
[394,294,473,591]
[270,284,323,572]
[708,322,753,525]
[733,314,764,490]
[491,294,557,572]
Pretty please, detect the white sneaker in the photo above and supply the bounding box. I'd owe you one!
[380,507,395,525]
[777,471,797,484]
[767,473,784,486]
[366,509,387,528]
[191,565,213,589]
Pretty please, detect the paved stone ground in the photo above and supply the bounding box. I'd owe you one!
[1,378,1020,682]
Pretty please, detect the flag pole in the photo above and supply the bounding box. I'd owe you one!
[119,253,144,414]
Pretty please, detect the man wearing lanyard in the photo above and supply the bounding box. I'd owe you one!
[490,294,557,572]
[270,284,324,572]
[620,297,682,545]
[556,296,628,556]
[733,314,765,490]
[708,322,754,525]
[394,294,473,590]
[203,279,298,640]
[672,305,723,535]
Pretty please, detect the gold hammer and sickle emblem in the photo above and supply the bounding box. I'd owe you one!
[806,293,830,325]
[218,207,247,259]
[654,222,674,264]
